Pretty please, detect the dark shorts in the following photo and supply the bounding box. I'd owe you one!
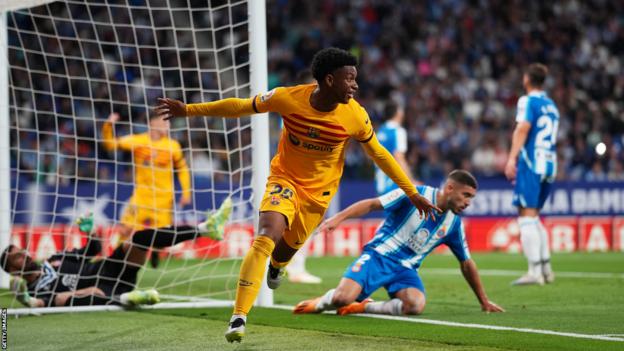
[80,246,140,297]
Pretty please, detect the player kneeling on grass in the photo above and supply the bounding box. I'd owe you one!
[0,198,232,308]
[294,170,504,316]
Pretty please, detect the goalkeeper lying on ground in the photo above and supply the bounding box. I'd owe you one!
[0,198,231,308]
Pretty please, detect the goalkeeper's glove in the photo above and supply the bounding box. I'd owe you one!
[76,212,94,234]
[11,277,36,307]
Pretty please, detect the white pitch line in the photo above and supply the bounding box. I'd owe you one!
[423,268,624,279]
[273,304,624,342]
[159,294,217,302]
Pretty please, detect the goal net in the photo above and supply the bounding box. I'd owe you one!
[0,0,270,313]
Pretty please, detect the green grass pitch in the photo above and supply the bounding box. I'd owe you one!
[3,252,624,350]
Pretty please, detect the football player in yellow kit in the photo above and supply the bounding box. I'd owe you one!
[102,112,191,267]
[156,47,441,343]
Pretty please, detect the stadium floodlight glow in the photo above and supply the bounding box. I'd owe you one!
[1,0,271,312]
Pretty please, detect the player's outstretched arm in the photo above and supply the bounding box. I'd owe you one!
[156,97,256,120]
[360,134,441,219]
[173,150,192,208]
[102,113,121,151]
[319,198,382,234]
[10,277,44,308]
[102,113,137,152]
[393,150,419,185]
[459,259,505,313]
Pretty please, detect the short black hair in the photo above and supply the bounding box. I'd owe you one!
[526,63,548,87]
[0,245,15,272]
[310,47,357,82]
[448,170,478,189]
[383,100,400,121]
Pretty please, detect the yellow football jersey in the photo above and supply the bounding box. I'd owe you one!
[102,123,190,209]
[253,84,373,207]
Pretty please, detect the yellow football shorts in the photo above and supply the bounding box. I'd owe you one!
[120,197,173,230]
[259,176,327,250]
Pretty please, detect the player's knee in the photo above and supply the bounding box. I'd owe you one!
[258,222,285,243]
[257,230,281,243]
[402,299,425,315]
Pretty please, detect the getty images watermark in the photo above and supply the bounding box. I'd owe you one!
[1,308,6,350]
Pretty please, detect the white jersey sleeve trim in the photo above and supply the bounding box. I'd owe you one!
[379,188,407,209]
[515,95,529,122]
[395,127,408,153]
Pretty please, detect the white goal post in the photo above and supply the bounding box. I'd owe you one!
[0,0,271,311]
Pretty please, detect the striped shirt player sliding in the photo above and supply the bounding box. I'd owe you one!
[294,170,504,317]
[505,63,559,286]
[156,47,441,343]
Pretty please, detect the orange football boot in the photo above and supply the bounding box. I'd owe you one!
[293,297,322,314]
[337,298,373,316]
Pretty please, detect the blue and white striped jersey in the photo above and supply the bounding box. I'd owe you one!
[375,121,408,195]
[515,91,560,180]
[363,185,471,270]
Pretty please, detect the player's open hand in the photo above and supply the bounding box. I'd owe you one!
[76,212,95,235]
[408,193,442,220]
[107,112,120,123]
[481,300,505,313]
[156,98,187,120]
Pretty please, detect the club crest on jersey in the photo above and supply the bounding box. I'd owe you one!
[288,133,301,146]
[307,127,320,138]
[435,226,447,238]
[270,195,281,205]
[260,89,276,102]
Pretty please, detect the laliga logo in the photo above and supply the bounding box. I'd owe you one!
[260,89,275,102]
[489,220,522,253]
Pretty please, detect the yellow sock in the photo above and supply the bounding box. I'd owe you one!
[233,236,275,316]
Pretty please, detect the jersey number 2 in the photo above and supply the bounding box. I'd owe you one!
[535,115,558,148]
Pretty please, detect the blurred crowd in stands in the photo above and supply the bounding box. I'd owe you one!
[9,0,249,185]
[9,0,624,186]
